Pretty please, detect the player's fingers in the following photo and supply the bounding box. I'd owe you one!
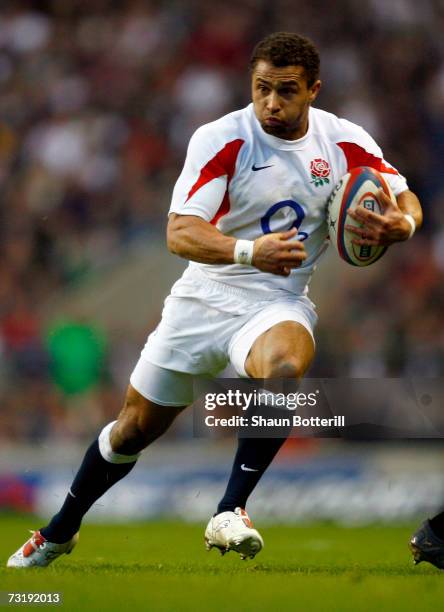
[351,237,380,246]
[278,263,304,271]
[345,225,373,237]
[270,266,291,277]
[278,248,307,260]
[278,257,306,268]
[280,239,306,251]
[377,188,396,210]
[348,207,383,225]
[278,228,298,240]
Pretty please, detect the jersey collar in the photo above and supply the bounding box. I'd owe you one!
[250,104,312,151]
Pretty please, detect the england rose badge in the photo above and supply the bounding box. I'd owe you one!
[310,158,331,187]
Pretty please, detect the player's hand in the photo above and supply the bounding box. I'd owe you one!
[252,228,307,277]
[345,189,412,247]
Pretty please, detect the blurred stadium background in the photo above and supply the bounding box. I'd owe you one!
[0,0,443,525]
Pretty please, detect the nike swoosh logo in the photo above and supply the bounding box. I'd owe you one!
[241,464,259,472]
[251,164,273,171]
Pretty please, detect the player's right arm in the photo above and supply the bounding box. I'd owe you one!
[167,215,306,277]
[167,122,306,277]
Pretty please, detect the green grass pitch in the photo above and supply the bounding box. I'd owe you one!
[1,515,443,611]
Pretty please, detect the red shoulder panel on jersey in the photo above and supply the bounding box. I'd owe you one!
[337,142,398,175]
[185,138,244,224]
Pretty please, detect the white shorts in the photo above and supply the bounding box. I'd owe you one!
[130,267,317,406]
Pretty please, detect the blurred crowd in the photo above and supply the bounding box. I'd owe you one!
[0,0,443,442]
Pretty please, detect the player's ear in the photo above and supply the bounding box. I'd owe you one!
[308,80,321,103]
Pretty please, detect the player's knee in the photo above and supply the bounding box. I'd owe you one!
[263,356,305,379]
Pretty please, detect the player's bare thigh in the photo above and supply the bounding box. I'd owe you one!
[110,384,186,455]
[244,321,315,379]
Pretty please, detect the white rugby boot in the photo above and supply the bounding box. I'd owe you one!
[204,507,264,560]
[7,530,79,568]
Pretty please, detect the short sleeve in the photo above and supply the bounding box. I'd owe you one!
[336,121,409,197]
[169,124,244,222]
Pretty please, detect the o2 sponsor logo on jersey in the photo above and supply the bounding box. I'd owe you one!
[261,200,308,241]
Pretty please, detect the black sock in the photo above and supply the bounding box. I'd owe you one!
[217,436,288,513]
[430,512,444,540]
[40,439,137,543]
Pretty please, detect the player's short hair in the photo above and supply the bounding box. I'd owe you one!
[250,32,320,87]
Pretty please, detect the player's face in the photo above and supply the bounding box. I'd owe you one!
[252,60,321,140]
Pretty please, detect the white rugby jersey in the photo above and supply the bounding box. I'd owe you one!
[170,103,408,295]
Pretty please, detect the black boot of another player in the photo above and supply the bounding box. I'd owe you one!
[410,520,444,569]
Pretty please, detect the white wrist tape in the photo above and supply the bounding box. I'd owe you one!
[404,214,416,239]
[234,239,254,265]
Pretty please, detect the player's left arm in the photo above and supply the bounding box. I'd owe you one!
[338,122,423,247]
[346,188,423,247]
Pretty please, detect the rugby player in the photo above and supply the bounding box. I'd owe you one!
[8,32,426,567]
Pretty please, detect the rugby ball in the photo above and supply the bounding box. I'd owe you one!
[326,166,396,266]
